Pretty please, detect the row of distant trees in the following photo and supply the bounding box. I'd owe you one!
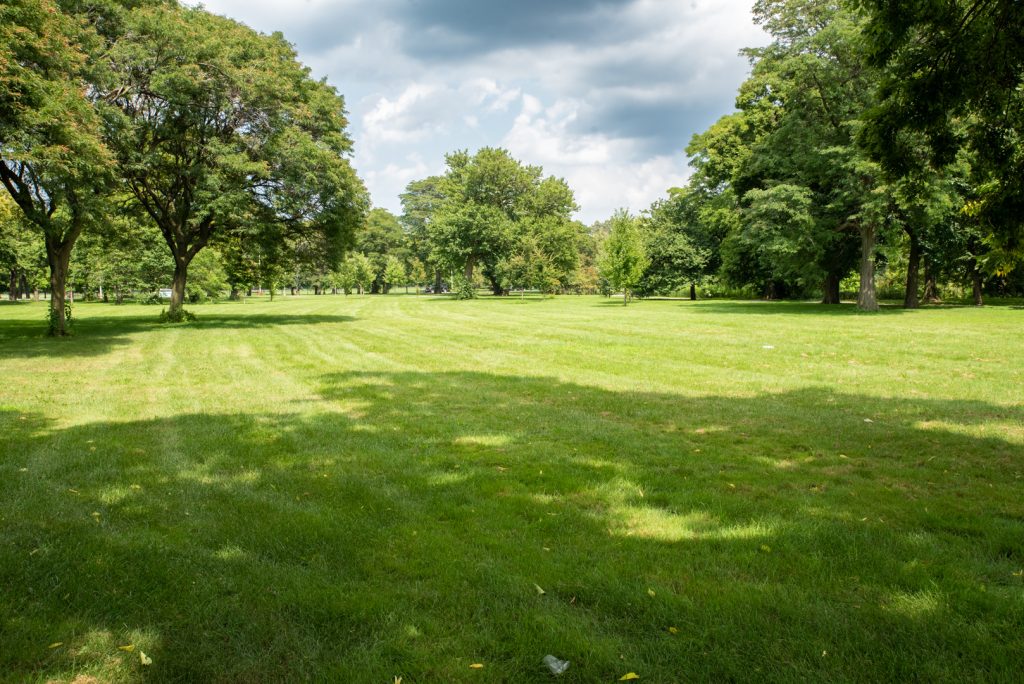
[0,0,367,333]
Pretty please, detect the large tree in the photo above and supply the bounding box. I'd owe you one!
[104,4,366,318]
[0,0,111,333]
[860,0,1024,262]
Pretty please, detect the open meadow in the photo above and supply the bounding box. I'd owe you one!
[0,295,1022,682]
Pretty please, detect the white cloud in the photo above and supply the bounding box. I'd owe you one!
[502,94,690,221]
[189,0,766,222]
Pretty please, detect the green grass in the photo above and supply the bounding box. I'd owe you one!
[1,295,1022,682]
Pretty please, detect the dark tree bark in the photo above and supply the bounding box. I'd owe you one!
[689,282,697,301]
[903,229,921,309]
[169,256,190,313]
[45,233,76,335]
[821,272,841,304]
[463,254,476,281]
[857,222,879,311]
[433,270,442,292]
[972,270,984,306]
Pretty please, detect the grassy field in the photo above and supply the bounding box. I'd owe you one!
[0,294,1021,682]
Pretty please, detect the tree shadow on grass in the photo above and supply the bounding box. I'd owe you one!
[1,374,1021,682]
[0,313,356,360]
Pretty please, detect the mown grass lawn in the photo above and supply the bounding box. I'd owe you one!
[0,295,1021,682]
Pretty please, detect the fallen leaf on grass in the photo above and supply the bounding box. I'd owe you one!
[394,677,402,684]
[469,663,484,669]
[48,642,63,649]
[667,627,679,635]
[139,651,152,666]
[534,584,546,595]
[647,588,656,597]
[620,673,640,680]
[118,644,134,652]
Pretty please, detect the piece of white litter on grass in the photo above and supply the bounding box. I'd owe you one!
[762,345,775,349]
[543,655,570,675]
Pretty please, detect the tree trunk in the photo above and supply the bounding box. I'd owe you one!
[45,237,74,336]
[464,254,476,281]
[9,269,18,300]
[903,229,921,309]
[972,270,983,306]
[169,258,189,315]
[433,270,442,293]
[923,259,940,303]
[689,282,697,301]
[821,272,841,304]
[857,223,879,312]
[229,287,241,301]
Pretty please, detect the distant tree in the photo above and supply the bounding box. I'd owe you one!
[636,192,706,299]
[407,258,429,294]
[185,249,228,303]
[382,255,406,294]
[359,208,407,293]
[69,209,171,303]
[349,253,374,295]
[0,194,47,300]
[422,148,578,294]
[400,175,446,290]
[331,258,356,295]
[598,210,648,305]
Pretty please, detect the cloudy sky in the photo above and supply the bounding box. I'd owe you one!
[194,0,766,224]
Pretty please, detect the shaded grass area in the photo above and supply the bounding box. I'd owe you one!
[0,296,1022,682]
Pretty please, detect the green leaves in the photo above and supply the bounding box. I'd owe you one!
[598,210,647,304]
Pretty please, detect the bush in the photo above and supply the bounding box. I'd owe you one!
[158,307,197,323]
[452,274,477,300]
